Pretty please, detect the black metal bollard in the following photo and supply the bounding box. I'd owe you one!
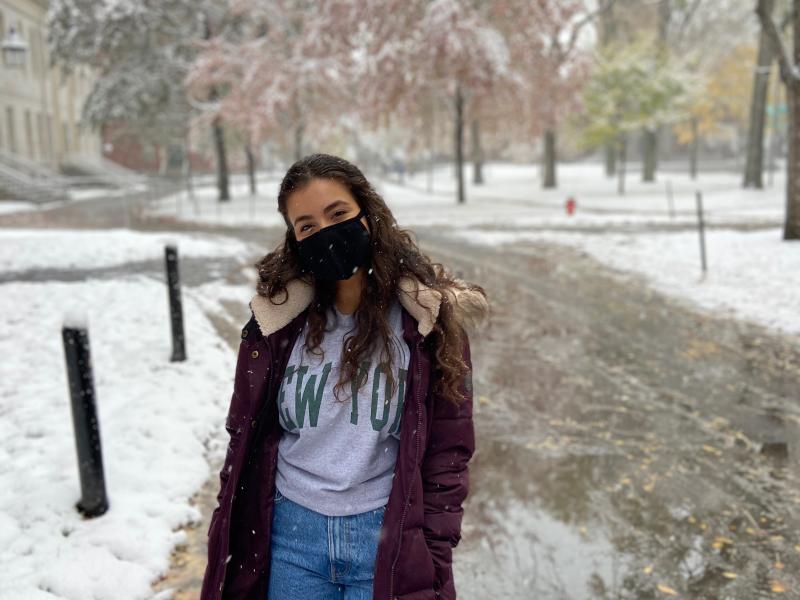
[695,190,707,274]
[165,244,187,361]
[62,322,109,518]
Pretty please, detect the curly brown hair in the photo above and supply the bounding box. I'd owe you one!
[253,153,488,408]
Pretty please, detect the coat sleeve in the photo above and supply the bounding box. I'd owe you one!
[420,332,475,600]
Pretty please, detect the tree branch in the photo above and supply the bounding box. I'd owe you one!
[756,0,800,85]
[554,0,616,64]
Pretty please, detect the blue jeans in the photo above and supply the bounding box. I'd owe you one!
[267,486,387,599]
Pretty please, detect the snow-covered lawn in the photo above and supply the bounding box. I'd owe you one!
[0,229,256,600]
[146,161,786,230]
[145,172,287,227]
[0,200,39,215]
[0,228,252,273]
[0,184,150,216]
[449,226,800,338]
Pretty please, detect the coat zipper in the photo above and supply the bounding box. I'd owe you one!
[217,315,307,599]
[389,337,423,600]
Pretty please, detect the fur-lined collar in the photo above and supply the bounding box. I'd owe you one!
[249,273,488,339]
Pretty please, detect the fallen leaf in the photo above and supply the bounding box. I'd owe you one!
[702,444,722,456]
[657,583,678,595]
[722,572,737,579]
[770,580,785,593]
[712,536,734,549]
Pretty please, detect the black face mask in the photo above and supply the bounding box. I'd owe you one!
[295,208,371,281]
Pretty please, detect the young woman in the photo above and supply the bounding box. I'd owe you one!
[200,153,489,600]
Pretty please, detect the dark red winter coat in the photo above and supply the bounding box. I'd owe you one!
[200,273,488,600]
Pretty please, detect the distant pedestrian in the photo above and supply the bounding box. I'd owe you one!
[201,153,490,600]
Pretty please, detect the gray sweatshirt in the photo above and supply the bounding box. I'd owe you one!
[274,296,410,516]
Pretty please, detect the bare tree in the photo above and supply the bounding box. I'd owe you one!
[756,0,800,239]
[744,0,776,189]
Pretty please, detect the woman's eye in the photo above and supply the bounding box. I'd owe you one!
[334,210,346,217]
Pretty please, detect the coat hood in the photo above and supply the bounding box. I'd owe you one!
[249,272,489,340]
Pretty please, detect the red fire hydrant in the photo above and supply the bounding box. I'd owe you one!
[566,197,576,216]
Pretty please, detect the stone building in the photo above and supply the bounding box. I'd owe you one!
[0,0,101,170]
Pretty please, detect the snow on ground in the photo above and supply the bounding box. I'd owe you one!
[145,172,288,228]
[0,229,255,600]
[0,200,38,215]
[146,161,786,230]
[0,184,150,216]
[448,226,800,339]
[0,228,252,273]
[67,184,149,202]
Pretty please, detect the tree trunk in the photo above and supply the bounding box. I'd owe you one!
[471,118,484,185]
[212,114,230,202]
[787,79,800,238]
[767,69,782,186]
[454,85,465,204]
[203,15,229,203]
[690,116,699,179]
[184,129,194,200]
[543,128,557,188]
[158,146,168,175]
[755,0,800,238]
[617,134,627,196]
[642,128,657,182]
[246,145,257,195]
[604,142,616,177]
[745,0,776,189]
[427,103,434,193]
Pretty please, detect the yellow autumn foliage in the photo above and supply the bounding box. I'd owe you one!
[674,43,764,144]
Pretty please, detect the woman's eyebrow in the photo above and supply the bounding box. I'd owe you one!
[294,199,351,225]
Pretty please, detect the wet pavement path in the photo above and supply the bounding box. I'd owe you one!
[413,230,800,599]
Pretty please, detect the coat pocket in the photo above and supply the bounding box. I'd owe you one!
[394,526,437,595]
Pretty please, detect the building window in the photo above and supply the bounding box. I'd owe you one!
[24,109,34,159]
[37,112,47,160]
[30,29,40,76]
[46,115,53,159]
[6,107,16,154]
